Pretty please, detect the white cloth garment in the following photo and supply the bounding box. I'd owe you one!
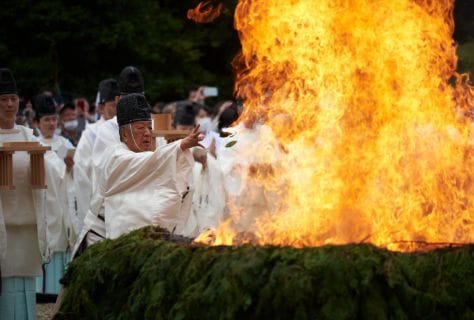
[217,123,283,232]
[91,117,120,168]
[200,130,221,156]
[38,134,77,251]
[73,140,195,254]
[73,117,105,233]
[192,155,226,234]
[0,125,61,277]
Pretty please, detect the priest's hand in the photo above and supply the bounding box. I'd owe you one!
[181,125,204,150]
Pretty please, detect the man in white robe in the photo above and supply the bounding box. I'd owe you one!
[35,94,76,295]
[0,68,62,319]
[73,93,201,255]
[73,79,119,234]
[91,66,145,168]
[72,67,147,253]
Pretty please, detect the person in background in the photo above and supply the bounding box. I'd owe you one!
[152,101,165,114]
[91,66,145,167]
[34,94,76,296]
[162,102,177,126]
[175,101,197,131]
[214,100,233,117]
[188,84,205,105]
[195,104,221,156]
[88,104,99,122]
[15,98,27,126]
[0,68,63,320]
[74,98,93,134]
[59,102,80,146]
[24,108,37,135]
[74,79,120,234]
[217,102,240,134]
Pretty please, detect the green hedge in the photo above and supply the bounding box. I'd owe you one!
[56,226,474,320]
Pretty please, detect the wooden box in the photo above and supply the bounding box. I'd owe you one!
[0,141,51,190]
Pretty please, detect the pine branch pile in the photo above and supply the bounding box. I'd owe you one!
[55,226,474,319]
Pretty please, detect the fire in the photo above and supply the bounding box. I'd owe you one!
[187,1,225,24]
[196,0,474,251]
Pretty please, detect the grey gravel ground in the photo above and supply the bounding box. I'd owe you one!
[37,303,56,320]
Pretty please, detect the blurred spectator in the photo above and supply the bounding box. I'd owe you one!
[175,101,196,130]
[218,102,240,133]
[188,84,205,105]
[196,104,221,156]
[24,104,38,134]
[162,102,177,126]
[59,102,80,146]
[152,102,165,114]
[15,98,27,126]
[89,103,99,122]
[74,98,94,134]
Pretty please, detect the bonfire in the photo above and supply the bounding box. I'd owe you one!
[56,1,474,319]
[191,0,474,252]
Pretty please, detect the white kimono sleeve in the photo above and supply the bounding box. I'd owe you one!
[73,129,95,233]
[43,151,71,254]
[92,119,120,167]
[103,141,194,239]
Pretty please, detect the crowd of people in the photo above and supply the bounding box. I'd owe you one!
[0,66,251,319]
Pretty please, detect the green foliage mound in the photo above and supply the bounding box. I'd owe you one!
[56,226,474,320]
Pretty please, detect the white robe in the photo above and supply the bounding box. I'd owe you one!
[73,118,105,233]
[73,140,195,254]
[0,126,60,276]
[91,117,120,168]
[200,131,222,151]
[217,124,283,232]
[192,154,226,233]
[38,134,77,252]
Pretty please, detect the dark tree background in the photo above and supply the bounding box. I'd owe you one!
[0,0,472,104]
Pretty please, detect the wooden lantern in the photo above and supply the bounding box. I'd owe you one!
[0,142,51,190]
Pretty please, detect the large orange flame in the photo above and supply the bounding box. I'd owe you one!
[197,0,474,251]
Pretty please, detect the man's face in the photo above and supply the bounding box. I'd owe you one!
[123,121,153,152]
[60,108,77,123]
[0,94,19,123]
[102,100,117,120]
[38,115,58,138]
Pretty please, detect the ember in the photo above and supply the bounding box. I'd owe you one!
[196,0,474,251]
[187,1,226,24]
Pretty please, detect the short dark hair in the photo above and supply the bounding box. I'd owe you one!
[218,103,239,131]
[59,102,75,115]
[188,84,200,93]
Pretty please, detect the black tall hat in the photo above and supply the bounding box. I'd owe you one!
[99,79,120,103]
[34,94,56,118]
[118,66,144,95]
[117,93,151,127]
[175,101,197,126]
[0,68,18,95]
